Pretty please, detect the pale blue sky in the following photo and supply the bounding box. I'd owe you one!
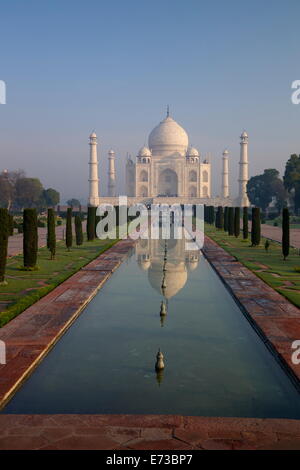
[0,0,299,201]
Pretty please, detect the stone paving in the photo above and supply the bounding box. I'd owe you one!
[8,225,66,257]
[0,414,299,450]
[255,223,299,249]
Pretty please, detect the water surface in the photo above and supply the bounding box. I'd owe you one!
[3,237,300,418]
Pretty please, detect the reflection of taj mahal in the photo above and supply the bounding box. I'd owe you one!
[136,236,200,300]
[88,111,250,207]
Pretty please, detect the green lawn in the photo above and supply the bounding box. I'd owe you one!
[205,224,300,308]
[0,237,117,327]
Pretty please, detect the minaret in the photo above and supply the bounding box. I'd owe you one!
[88,131,100,206]
[222,149,229,198]
[238,131,250,207]
[107,149,116,197]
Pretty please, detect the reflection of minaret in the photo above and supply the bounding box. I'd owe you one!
[222,149,229,198]
[238,131,250,207]
[107,149,116,197]
[88,132,100,206]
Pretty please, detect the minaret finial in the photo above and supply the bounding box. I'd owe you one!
[166,105,169,118]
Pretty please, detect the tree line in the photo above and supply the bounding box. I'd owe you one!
[246,154,300,215]
[0,169,60,211]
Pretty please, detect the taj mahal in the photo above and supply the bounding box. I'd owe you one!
[88,111,250,207]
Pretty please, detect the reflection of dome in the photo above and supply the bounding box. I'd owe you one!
[148,116,189,156]
[148,261,187,299]
[138,259,151,271]
[138,146,152,157]
[187,259,198,271]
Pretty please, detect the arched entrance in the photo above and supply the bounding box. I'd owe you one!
[158,169,178,196]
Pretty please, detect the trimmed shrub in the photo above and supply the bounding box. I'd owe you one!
[251,207,261,246]
[282,208,290,260]
[228,207,234,235]
[23,208,38,268]
[66,207,73,251]
[8,214,14,236]
[87,206,96,241]
[243,207,248,239]
[75,215,83,246]
[0,208,9,283]
[224,207,229,232]
[234,207,240,238]
[47,208,56,259]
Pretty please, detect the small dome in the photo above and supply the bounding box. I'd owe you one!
[90,131,97,138]
[108,149,115,154]
[241,131,248,139]
[138,146,152,157]
[148,116,188,156]
[187,146,199,157]
[223,149,229,156]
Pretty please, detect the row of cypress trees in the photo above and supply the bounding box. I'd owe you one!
[0,205,98,284]
[206,204,257,242]
[205,204,290,260]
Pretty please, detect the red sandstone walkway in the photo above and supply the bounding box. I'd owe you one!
[8,222,88,257]
[260,223,300,248]
[0,414,299,450]
[8,226,65,257]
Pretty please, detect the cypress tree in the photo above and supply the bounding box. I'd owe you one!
[224,207,229,232]
[0,208,9,283]
[215,207,220,228]
[210,206,215,225]
[251,207,261,246]
[228,207,234,235]
[87,206,96,241]
[8,214,14,236]
[75,215,83,246]
[47,208,56,259]
[234,207,240,238]
[243,207,248,240]
[23,208,38,269]
[204,205,207,223]
[66,207,73,251]
[219,206,224,230]
[282,208,290,260]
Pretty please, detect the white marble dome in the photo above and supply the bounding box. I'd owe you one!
[138,146,152,157]
[148,116,189,156]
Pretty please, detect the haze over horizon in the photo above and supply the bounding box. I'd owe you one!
[0,0,299,203]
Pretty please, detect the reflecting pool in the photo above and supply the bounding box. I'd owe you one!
[3,236,300,417]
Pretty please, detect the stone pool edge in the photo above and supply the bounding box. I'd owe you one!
[202,235,300,385]
[0,237,136,409]
[0,414,300,450]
